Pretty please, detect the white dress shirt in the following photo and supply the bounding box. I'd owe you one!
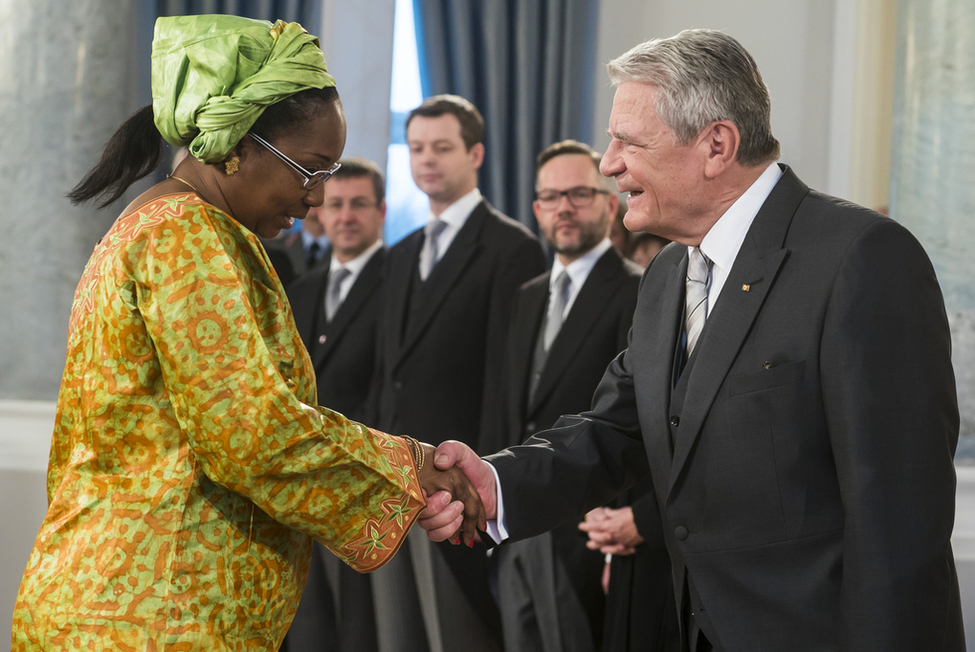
[548,238,614,325]
[697,162,782,316]
[486,162,784,543]
[325,239,384,311]
[302,230,330,260]
[424,188,483,265]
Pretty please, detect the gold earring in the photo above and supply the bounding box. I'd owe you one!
[225,155,240,176]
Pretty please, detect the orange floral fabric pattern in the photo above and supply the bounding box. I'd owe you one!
[12,194,424,651]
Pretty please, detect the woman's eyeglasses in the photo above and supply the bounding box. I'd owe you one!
[248,133,341,190]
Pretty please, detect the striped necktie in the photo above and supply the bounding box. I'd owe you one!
[684,247,713,358]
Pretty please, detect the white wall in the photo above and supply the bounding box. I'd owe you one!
[317,0,396,173]
[0,401,55,647]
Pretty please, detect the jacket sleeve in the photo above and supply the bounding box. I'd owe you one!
[138,207,424,572]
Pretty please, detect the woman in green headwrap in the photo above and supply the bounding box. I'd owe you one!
[11,15,481,652]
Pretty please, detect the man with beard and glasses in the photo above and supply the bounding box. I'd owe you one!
[482,140,676,652]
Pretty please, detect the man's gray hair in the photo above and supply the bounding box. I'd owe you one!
[607,29,780,166]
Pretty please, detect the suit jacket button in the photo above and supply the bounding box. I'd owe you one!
[670,415,680,426]
[393,381,403,391]
[525,421,536,434]
[318,334,327,344]
[675,526,688,541]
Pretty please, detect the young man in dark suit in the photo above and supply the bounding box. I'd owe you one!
[487,139,673,652]
[369,94,546,652]
[422,30,963,652]
[283,158,387,652]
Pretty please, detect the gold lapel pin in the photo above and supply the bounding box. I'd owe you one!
[742,284,751,292]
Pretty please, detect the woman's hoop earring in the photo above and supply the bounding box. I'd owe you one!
[225,156,240,176]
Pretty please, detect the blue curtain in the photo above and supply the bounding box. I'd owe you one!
[156,0,317,27]
[414,0,600,229]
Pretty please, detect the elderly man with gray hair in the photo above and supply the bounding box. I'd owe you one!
[420,29,963,652]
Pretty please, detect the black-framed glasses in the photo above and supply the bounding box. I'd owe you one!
[248,133,341,190]
[534,186,609,209]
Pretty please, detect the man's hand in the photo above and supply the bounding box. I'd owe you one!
[418,440,497,543]
[579,506,643,555]
[416,442,486,546]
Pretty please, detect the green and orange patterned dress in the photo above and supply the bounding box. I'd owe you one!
[11,194,425,651]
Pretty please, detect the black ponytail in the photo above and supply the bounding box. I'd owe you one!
[67,105,164,208]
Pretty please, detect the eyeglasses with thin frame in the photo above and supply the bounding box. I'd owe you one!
[248,133,341,190]
[323,198,380,213]
[534,186,610,210]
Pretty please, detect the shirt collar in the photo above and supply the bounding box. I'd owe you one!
[699,162,782,275]
[429,188,482,231]
[330,239,383,276]
[301,229,329,249]
[550,238,613,292]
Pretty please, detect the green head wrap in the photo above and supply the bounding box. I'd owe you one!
[151,14,336,164]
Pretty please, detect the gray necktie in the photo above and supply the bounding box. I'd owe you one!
[325,267,351,322]
[685,247,713,358]
[543,270,571,351]
[419,219,449,280]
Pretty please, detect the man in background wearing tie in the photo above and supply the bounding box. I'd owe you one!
[422,29,963,652]
[369,94,546,652]
[483,139,668,652]
[283,158,387,652]
[264,199,331,285]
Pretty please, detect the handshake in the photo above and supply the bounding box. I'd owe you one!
[413,440,497,546]
[412,440,641,554]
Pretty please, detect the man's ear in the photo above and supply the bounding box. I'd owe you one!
[605,190,620,217]
[469,142,485,170]
[698,120,740,179]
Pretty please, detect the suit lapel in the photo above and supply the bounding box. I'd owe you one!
[530,250,623,414]
[388,230,423,350]
[640,249,685,485]
[397,203,487,363]
[314,248,385,369]
[668,166,808,496]
[291,266,326,346]
[512,278,549,423]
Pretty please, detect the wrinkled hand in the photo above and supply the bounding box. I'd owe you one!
[418,440,497,543]
[416,442,486,546]
[578,506,643,555]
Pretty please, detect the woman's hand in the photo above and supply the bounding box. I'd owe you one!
[416,442,486,546]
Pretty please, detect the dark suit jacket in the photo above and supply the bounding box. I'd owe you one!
[369,199,545,641]
[492,247,641,451]
[370,200,546,451]
[287,247,385,422]
[488,166,963,651]
[266,232,329,287]
[492,247,644,647]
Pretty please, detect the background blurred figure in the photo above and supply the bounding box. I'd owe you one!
[283,158,387,652]
[486,139,648,652]
[265,204,331,285]
[627,232,671,268]
[369,94,545,652]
